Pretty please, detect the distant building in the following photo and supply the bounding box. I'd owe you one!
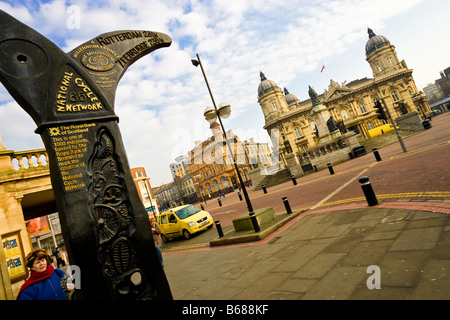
[423,68,450,113]
[187,122,271,199]
[423,82,443,104]
[169,155,189,179]
[130,167,159,218]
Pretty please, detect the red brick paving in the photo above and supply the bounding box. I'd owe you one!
[195,112,450,227]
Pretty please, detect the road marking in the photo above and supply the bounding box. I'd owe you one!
[308,169,368,211]
[309,163,378,211]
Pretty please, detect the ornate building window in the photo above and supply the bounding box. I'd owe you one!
[294,127,302,138]
[375,63,382,72]
[213,180,220,191]
[391,91,400,102]
[272,102,278,111]
[359,103,367,114]
[387,57,394,66]
[341,109,349,120]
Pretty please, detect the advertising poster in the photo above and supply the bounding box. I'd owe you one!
[26,216,50,236]
[2,232,27,282]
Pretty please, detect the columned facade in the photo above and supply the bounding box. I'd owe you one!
[258,29,431,166]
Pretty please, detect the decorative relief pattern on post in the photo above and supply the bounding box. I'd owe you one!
[88,128,152,299]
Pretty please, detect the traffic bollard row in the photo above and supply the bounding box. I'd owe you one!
[327,163,335,175]
[372,148,382,162]
[282,196,292,214]
[291,175,297,186]
[359,176,378,206]
[262,184,267,194]
[215,220,224,238]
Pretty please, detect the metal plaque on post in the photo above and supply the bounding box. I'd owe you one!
[0,10,172,299]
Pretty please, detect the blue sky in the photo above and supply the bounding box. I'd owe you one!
[0,0,449,186]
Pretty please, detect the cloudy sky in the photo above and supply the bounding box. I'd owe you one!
[0,0,449,186]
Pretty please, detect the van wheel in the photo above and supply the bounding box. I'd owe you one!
[182,229,191,240]
[161,234,169,243]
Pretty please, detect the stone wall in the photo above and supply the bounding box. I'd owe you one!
[396,111,424,132]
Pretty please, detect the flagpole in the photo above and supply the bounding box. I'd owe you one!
[321,64,331,82]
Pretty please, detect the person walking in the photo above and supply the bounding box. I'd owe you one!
[150,218,164,267]
[17,249,69,300]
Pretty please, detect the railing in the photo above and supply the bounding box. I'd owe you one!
[297,139,347,166]
[10,149,49,171]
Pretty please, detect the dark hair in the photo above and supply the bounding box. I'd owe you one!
[25,249,48,269]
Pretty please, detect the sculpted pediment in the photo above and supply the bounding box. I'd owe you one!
[323,79,353,102]
[325,88,353,101]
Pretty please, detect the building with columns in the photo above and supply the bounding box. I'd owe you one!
[258,28,431,166]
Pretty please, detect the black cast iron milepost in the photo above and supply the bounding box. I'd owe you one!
[0,10,173,300]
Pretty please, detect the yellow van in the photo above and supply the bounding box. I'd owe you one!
[368,124,397,138]
[158,204,214,242]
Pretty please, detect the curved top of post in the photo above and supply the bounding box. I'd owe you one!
[0,9,172,132]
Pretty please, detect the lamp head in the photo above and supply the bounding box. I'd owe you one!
[203,106,217,124]
[218,102,231,119]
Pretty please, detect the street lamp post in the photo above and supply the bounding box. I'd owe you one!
[134,176,157,220]
[193,174,206,204]
[381,98,407,153]
[191,53,259,232]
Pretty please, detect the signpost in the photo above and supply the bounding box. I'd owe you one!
[0,10,172,299]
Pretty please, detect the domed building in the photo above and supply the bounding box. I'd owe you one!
[258,28,431,170]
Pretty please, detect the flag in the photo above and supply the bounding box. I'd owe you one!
[342,80,347,86]
[320,65,325,73]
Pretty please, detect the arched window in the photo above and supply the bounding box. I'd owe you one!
[341,109,349,121]
[221,177,229,188]
[213,180,219,191]
[391,91,400,102]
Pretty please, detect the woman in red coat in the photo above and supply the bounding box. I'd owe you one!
[17,249,68,300]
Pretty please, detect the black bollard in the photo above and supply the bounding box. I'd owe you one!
[359,176,378,206]
[372,148,382,162]
[218,198,222,207]
[238,191,243,201]
[249,211,260,232]
[215,220,224,238]
[262,185,267,194]
[282,197,292,214]
[327,163,335,175]
[291,175,297,186]
[200,203,204,211]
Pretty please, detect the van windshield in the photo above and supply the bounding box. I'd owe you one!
[175,205,201,220]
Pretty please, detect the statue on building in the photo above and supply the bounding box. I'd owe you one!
[337,120,347,134]
[327,116,338,133]
[308,86,321,107]
[313,124,319,138]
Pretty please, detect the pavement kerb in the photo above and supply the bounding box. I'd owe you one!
[162,199,450,254]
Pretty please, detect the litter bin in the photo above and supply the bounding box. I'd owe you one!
[422,119,431,130]
[353,146,367,158]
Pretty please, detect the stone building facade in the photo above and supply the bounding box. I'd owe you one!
[258,28,431,167]
[188,122,270,199]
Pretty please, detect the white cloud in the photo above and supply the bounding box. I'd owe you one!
[1,0,448,186]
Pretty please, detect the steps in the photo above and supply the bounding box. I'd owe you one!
[253,167,292,191]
